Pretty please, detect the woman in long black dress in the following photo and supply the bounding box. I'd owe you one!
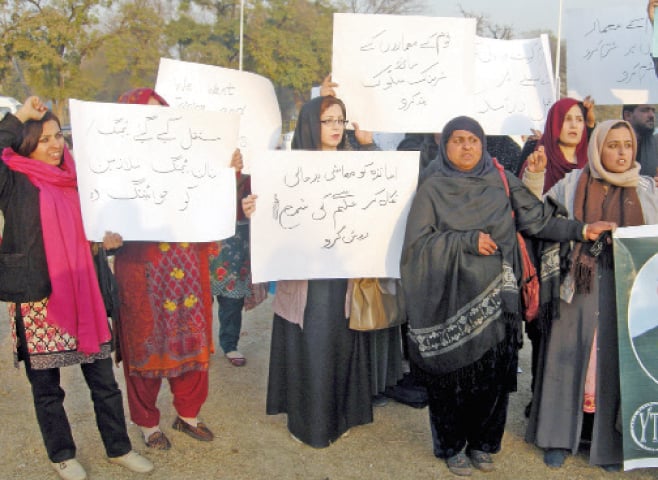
[243,95,374,448]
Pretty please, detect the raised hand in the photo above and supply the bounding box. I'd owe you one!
[15,96,47,123]
[526,146,547,173]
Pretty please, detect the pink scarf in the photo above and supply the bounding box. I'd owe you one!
[2,146,110,354]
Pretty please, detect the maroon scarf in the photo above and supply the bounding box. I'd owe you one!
[117,88,169,106]
[521,98,588,192]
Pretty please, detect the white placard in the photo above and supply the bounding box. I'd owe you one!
[614,224,658,238]
[472,35,556,135]
[331,13,557,135]
[250,150,419,282]
[69,99,238,242]
[332,13,476,133]
[567,6,658,104]
[155,58,282,172]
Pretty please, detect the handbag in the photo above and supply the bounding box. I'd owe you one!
[93,245,119,317]
[92,245,123,362]
[494,159,540,322]
[349,278,406,331]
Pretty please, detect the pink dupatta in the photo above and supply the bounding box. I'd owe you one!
[2,146,110,354]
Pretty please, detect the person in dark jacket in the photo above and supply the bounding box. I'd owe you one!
[0,97,153,480]
[622,104,657,177]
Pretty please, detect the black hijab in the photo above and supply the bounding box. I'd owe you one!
[291,96,347,151]
[421,116,494,180]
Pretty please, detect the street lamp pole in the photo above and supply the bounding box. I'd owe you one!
[239,0,244,71]
[555,0,563,99]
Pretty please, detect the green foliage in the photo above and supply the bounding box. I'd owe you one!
[166,0,241,67]
[247,0,334,107]
[1,0,114,118]
[166,14,236,67]
[99,0,166,99]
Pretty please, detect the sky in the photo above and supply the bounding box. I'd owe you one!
[428,0,649,36]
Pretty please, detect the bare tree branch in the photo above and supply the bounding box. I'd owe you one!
[458,4,514,39]
[338,0,424,15]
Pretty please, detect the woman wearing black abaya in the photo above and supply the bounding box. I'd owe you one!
[401,116,614,476]
[243,95,374,448]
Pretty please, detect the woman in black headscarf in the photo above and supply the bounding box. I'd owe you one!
[243,95,375,448]
[401,116,614,476]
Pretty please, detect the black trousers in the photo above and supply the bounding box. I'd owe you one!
[24,357,132,462]
[427,376,510,459]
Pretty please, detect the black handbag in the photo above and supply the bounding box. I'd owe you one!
[93,247,119,317]
[93,246,122,362]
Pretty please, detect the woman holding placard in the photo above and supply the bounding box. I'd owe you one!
[0,97,153,480]
[242,94,377,448]
[113,88,228,450]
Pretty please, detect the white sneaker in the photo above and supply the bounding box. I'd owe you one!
[50,459,87,480]
[108,450,154,473]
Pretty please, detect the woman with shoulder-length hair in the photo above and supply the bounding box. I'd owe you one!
[0,97,153,480]
[401,115,614,476]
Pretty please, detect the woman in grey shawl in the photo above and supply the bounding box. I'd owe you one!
[525,120,658,471]
[401,116,614,476]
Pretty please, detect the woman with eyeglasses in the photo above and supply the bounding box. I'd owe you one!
[242,94,376,448]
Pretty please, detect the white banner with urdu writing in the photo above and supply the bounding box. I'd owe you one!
[249,150,419,282]
[332,13,477,134]
[155,58,282,173]
[567,5,658,104]
[69,99,238,242]
[473,35,555,135]
[331,13,557,135]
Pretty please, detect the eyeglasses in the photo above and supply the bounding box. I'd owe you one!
[320,119,349,127]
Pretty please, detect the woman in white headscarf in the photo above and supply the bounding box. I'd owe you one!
[526,119,658,471]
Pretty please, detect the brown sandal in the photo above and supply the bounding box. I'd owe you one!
[145,430,171,450]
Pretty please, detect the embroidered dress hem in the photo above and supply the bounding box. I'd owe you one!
[127,360,210,379]
[16,343,112,370]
